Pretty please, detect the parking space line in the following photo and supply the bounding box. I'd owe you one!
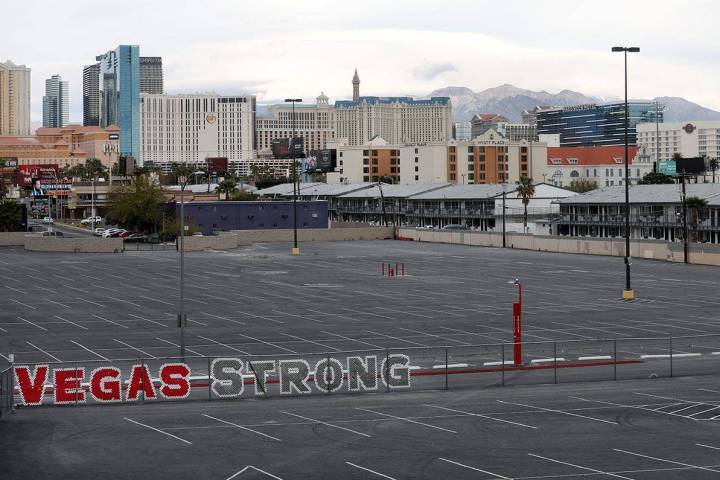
[345,462,396,479]
[321,331,383,349]
[281,333,338,351]
[54,315,89,330]
[70,340,110,361]
[375,306,432,319]
[357,407,457,433]
[397,327,472,346]
[696,443,720,451]
[123,417,192,445]
[436,325,508,343]
[79,298,106,308]
[365,330,429,347]
[11,299,37,310]
[497,400,616,425]
[127,313,168,328]
[342,307,394,319]
[237,333,297,353]
[114,339,155,358]
[17,316,48,331]
[528,453,634,479]
[439,458,511,478]
[226,466,283,480]
[155,337,204,357]
[201,312,246,325]
[197,335,250,354]
[280,411,371,437]
[635,392,716,406]
[138,295,174,306]
[424,404,537,429]
[26,341,62,362]
[202,414,281,442]
[92,313,128,329]
[108,296,142,308]
[236,311,286,325]
[273,310,325,324]
[613,448,720,474]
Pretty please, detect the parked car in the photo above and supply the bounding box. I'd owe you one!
[124,233,147,243]
[42,216,54,224]
[146,233,161,244]
[442,224,466,230]
[41,230,63,237]
[101,228,121,238]
[93,227,106,236]
[80,216,103,225]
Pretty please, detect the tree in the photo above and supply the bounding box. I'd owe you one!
[215,178,238,200]
[640,172,675,185]
[710,158,718,184]
[106,175,168,233]
[61,157,108,180]
[515,176,535,233]
[568,178,598,193]
[0,201,24,232]
[249,164,284,190]
[685,196,708,242]
[230,189,261,201]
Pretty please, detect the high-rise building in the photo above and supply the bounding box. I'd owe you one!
[256,92,335,154]
[470,113,508,139]
[139,57,163,94]
[42,74,69,128]
[0,60,31,135]
[536,101,661,147]
[140,93,256,174]
[495,122,537,142]
[83,63,100,126]
[453,122,471,141]
[636,121,719,164]
[97,45,141,163]
[352,69,360,102]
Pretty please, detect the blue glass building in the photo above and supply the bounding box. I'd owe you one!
[536,101,661,147]
[97,45,140,163]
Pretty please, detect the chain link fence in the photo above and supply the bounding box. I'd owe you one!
[0,367,14,418]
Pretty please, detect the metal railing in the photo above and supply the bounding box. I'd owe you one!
[3,333,720,411]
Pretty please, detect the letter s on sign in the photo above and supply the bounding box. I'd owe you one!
[159,363,191,399]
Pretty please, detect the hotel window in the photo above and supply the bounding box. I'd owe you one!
[363,158,369,165]
[468,146,474,153]
[363,167,369,173]
[468,164,474,171]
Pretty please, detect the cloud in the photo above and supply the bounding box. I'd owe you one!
[413,62,458,80]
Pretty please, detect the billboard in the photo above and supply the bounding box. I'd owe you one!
[18,164,70,196]
[271,137,304,159]
[676,157,706,175]
[658,160,676,176]
[206,157,228,174]
[118,156,135,176]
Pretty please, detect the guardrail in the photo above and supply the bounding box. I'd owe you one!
[3,333,720,412]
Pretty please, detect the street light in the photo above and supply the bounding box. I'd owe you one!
[508,278,522,366]
[501,182,507,248]
[612,46,640,301]
[285,98,303,256]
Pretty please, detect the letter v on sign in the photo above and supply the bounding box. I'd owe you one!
[14,365,49,406]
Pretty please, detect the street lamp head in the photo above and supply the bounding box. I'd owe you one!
[611,46,625,52]
[284,98,303,103]
[508,278,520,286]
[628,47,640,52]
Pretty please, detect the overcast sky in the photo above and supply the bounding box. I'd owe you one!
[4,0,719,123]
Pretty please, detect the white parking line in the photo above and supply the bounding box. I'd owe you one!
[357,407,457,433]
[70,340,110,361]
[197,335,249,354]
[91,313,128,329]
[114,339,155,358]
[364,330,429,347]
[44,298,71,309]
[439,458,511,478]
[424,404,537,429]
[108,296,142,308]
[123,417,192,445]
[54,315,89,331]
[345,462,396,479]
[26,341,62,362]
[127,313,168,328]
[696,443,720,451]
[529,453,634,480]
[613,448,720,474]
[497,400,616,425]
[79,298,106,308]
[280,411,371,437]
[235,311,285,325]
[226,466,283,480]
[237,333,297,353]
[17,316,47,331]
[155,337,204,357]
[11,299,37,310]
[202,414,281,442]
[321,331,383,349]
[397,327,472,346]
[139,295,175,306]
[201,312,246,325]
[281,333,338,351]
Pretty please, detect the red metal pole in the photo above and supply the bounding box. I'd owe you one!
[382,263,385,276]
[513,281,523,366]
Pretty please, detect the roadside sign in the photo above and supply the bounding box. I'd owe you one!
[658,160,677,176]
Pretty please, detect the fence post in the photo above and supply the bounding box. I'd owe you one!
[669,337,673,378]
[613,339,617,381]
[553,342,558,384]
[445,347,449,391]
[75,366,80,406]
[139,359,145,405]
[501,343,505,386]
[207,357,212,401]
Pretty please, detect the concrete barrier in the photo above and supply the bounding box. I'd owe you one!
[182,234,241,251]
[24,236,124,253]
[0,232,29,246]
[399,228,720,267]
[232,227,395,243]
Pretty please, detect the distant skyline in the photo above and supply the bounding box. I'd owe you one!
[4,0,720,123]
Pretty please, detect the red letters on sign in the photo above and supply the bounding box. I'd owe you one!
[54,368,86,404]
[14,365,48,406]
[159,363,191,399]
[89,367,122,403]
[126,365,156,401]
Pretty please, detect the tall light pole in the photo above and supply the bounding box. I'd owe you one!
[285,98,302,256]
[501,182,507,248]
[612,46,640,301]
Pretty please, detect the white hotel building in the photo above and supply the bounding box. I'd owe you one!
[637,121,720,162]
[140,93,256,173]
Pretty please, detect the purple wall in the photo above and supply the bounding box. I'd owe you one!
[177,201,328,235]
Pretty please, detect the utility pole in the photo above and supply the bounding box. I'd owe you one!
[285,98,302,256]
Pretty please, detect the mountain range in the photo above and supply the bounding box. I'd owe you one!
[428,85,720,124]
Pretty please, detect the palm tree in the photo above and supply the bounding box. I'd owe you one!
[515,176,535,233]
[685,196,708,242]
[215,178,238,200]
[710,158,718,184]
